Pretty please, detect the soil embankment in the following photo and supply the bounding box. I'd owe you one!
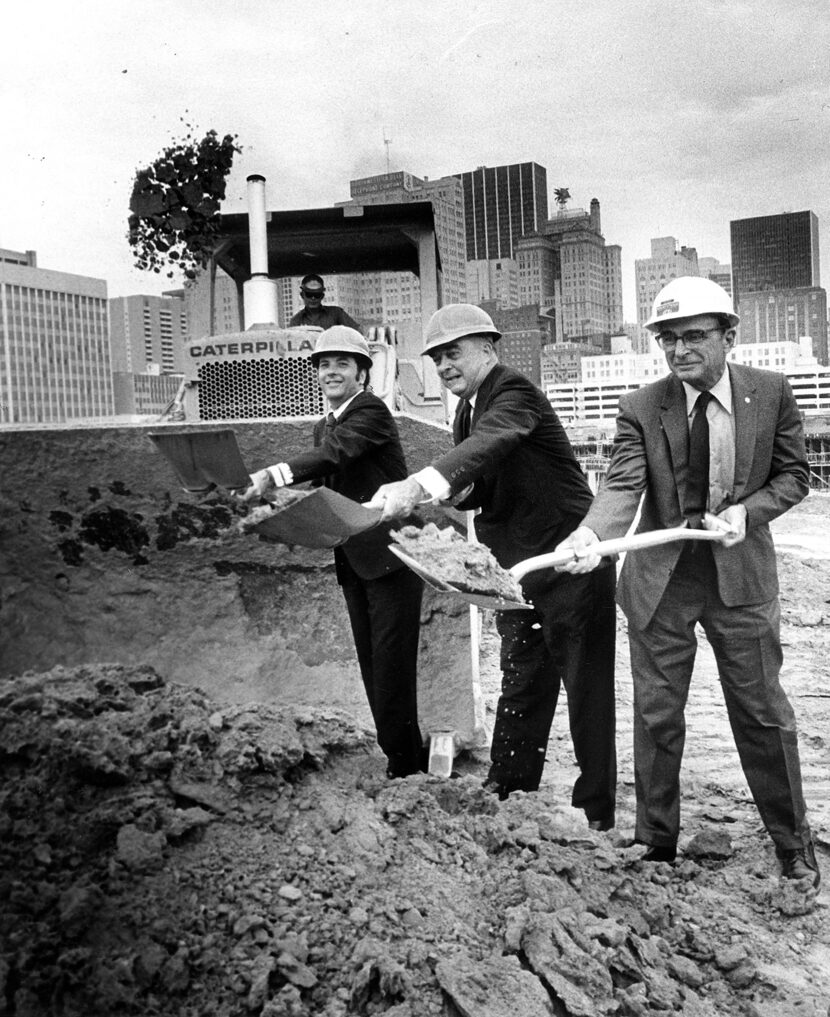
[1,495,829,1016]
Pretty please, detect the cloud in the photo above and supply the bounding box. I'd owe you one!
[2,0,828,317]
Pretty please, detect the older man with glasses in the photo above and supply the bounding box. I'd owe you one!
[289,274,361,331]
[555,276,820,890]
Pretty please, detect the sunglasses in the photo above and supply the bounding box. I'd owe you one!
[302,289,324,298]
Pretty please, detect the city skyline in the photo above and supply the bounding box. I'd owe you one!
[3,1,828,323]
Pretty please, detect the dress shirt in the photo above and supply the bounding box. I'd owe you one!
[682,369,735,515]
[265,392,363,486]
[412,393,478,502]
[328,391,362,420]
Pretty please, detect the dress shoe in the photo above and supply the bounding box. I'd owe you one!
[640,844,677,863]
[588,815,615,832]
[779,843,821,888]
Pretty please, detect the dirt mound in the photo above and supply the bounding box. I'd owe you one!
[2,662,828,1017]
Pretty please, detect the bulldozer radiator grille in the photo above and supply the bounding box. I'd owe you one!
[196,358,325,420]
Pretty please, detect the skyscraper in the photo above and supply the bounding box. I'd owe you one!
[730,210,826,363]
[109,292,188,416]
[635,238,699,326]
[348,170,467,305]
[519,199,623,350]
[336,169,468,358]
[730,211,820,305]
[0,248,113,424]
[454,162,548,261]
[697,257,732,297]
[109,292,188,375]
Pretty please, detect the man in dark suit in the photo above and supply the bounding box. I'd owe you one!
[243,326,424,779]
[556,276,820,887]
[372,304,617,830]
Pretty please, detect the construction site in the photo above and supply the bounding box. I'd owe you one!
[2,181,830,1017]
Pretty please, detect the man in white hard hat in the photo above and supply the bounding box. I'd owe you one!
[288,274,361,331]
[556,277,819,888]
[371,304,618,830]
[242,326,425,780]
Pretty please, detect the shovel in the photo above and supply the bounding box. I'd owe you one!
[244,488,382,549]
[148,428,250,494]
[389,519,732,611]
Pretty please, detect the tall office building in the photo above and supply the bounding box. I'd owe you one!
[738,288,828,364]
[516,233,559,310]
[730,211,820,305]
[466,258,520,308]
[333,170,467,358]
[518,199,623,350]
[730,211,826,363]
[185,270,241,339]
[635,238,699,326]
[632,237,699,353]
[109,292,188,375]
[348,171,467,304]
[0,248,113,424]
[109,292,188,416]
[454,162,548,261]
[697,256,732,296]
[480,301,549,385]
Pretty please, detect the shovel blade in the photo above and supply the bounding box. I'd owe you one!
[148,428,250,493]
[388,545,532,611]
[246,488,382,549]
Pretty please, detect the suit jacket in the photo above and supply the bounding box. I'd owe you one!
[285,391,409,581]
[432,363,594,571]
[582,363,810,629]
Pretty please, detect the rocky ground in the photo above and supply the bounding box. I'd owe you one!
[2,498,829,1017]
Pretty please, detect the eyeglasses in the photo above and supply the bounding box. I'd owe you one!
[656,327,724,350]
[302,290,324,298]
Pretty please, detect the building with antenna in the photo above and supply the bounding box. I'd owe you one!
[336,170,468,357]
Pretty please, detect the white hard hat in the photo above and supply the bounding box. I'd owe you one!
[311,326,372,369]
[645,276,739,331]
[422,304,501,355]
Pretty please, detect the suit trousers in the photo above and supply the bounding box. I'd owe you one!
[339,559,425,777]
[488,563,617,822]
[628,542,811,852]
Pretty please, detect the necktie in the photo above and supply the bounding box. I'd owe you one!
[457,400,472,441]
[324,411,337,435]
[685,390,712,529]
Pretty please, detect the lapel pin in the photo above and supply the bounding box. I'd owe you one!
[744,397,750,403]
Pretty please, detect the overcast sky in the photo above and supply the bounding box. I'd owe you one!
[3,0,829,321]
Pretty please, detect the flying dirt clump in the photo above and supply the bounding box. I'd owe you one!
[1,662,828,1017]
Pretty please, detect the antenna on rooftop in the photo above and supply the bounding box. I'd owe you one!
[383,129,392,173]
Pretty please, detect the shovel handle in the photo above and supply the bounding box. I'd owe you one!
[509,523,729,581]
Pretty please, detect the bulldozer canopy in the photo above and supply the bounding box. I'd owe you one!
[211,201,442,283]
